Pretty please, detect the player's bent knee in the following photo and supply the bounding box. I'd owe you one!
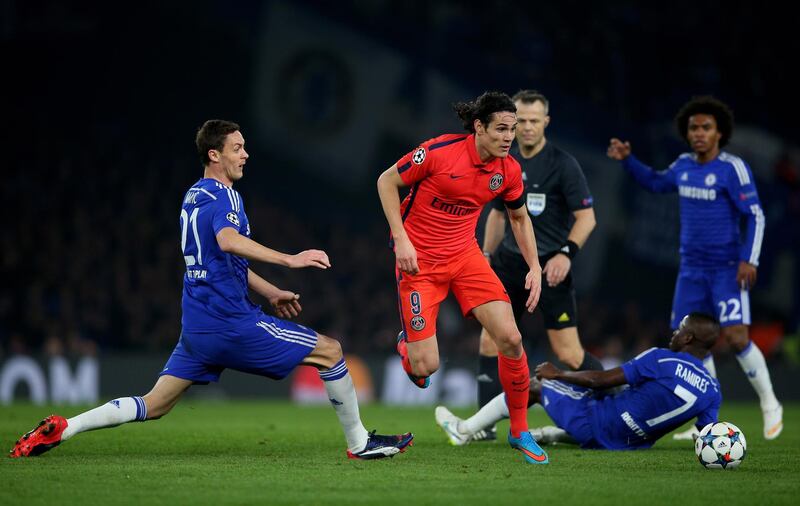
[493,327,522,351]
[305,334,343,369]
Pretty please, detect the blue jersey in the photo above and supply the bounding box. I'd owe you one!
[589,348,721,450]
[179,178,260,332]
[623,152,765,268]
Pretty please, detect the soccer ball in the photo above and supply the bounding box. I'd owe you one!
[695,421,747,469]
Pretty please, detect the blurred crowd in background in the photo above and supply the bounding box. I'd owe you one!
[2,1,798,367]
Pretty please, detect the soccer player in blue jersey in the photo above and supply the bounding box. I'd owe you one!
[435,313,722,450]
[606,96,782,440]
[10,120,412,460]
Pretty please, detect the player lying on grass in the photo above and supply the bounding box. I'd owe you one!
[10,120,412,461]
[436,313,721,450]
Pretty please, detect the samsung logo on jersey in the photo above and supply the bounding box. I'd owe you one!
[678,185,716,201]
[674,363,709,393]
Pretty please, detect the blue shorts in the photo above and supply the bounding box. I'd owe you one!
[540,380,600,449]
[159,315,318,383]
[670,266,750,329]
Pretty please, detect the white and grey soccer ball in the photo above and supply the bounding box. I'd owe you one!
[695,421,747,469]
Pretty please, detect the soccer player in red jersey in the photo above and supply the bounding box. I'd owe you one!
[377,91,548,464]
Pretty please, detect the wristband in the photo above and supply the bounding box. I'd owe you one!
[558,240,579,260]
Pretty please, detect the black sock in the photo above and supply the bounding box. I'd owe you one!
[577,351,604,371]
[477,355,502,408]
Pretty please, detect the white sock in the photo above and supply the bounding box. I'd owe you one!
[319,359,369,452]
[62,397,147,441]
[463,393,509,435]
[736,341,780,410]
[703,354,717,378]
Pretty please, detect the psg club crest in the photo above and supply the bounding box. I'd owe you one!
[412,147,426,165]
[410,316,426,331]
[489,173,503,191]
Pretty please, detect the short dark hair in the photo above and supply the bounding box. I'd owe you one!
[196,119,240,166]
[453,91,516,133]
[511,89,549,114]
[675,96,734,148]
[686,312,720,348]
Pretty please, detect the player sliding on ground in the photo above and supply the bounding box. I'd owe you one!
[10,120,412,460]
[607,96,782,440]
[436,313,721,450]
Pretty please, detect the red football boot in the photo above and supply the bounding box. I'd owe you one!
[9,415,68,458]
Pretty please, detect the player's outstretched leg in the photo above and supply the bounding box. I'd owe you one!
[9,376,191,458]
[396,331,430,389]
[530,426,576,446]
[9,415,68,458]
[434,406,472,446]
[672,425,700,441]
[309,334,413,459]
[8,396,150,458]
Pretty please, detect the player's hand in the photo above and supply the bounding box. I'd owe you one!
[736,261,757,290]
[270,290,302,319]
[607,138,632,160]
[543,254,571,287]
[288,249,331,269]
[535,361,561,380]
[394,236,419,275]
[524,266,542,313]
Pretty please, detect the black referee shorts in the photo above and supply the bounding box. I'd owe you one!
[491,246,578,330]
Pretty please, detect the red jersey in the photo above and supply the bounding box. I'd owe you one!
[395,133,525,261]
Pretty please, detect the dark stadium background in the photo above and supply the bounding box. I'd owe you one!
[2,1,798,401]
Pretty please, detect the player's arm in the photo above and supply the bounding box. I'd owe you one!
[568,207,596,248]
[544,207,596,287]
[247,269,302,319]
[727,164,764,289]
[506,204,541,312]
[481,207,507,260]
[377,164,418,275]
[607,138,677,193]
[535,361,627,389]
[216,227,330,269]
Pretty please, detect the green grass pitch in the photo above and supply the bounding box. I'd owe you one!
[1,401,797,505]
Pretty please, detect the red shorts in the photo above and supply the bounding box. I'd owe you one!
[396,246,511,342]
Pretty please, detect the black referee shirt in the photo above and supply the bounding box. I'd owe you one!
[491,141,593,257]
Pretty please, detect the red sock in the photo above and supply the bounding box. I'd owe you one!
[498,351,530,438]
[397,338,414,375]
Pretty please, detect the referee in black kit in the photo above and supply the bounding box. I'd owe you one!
[473,90,604,441]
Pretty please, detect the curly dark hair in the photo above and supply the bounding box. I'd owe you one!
[675,96,734,148]
[196,119,240,166]
[453,91,516,133]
